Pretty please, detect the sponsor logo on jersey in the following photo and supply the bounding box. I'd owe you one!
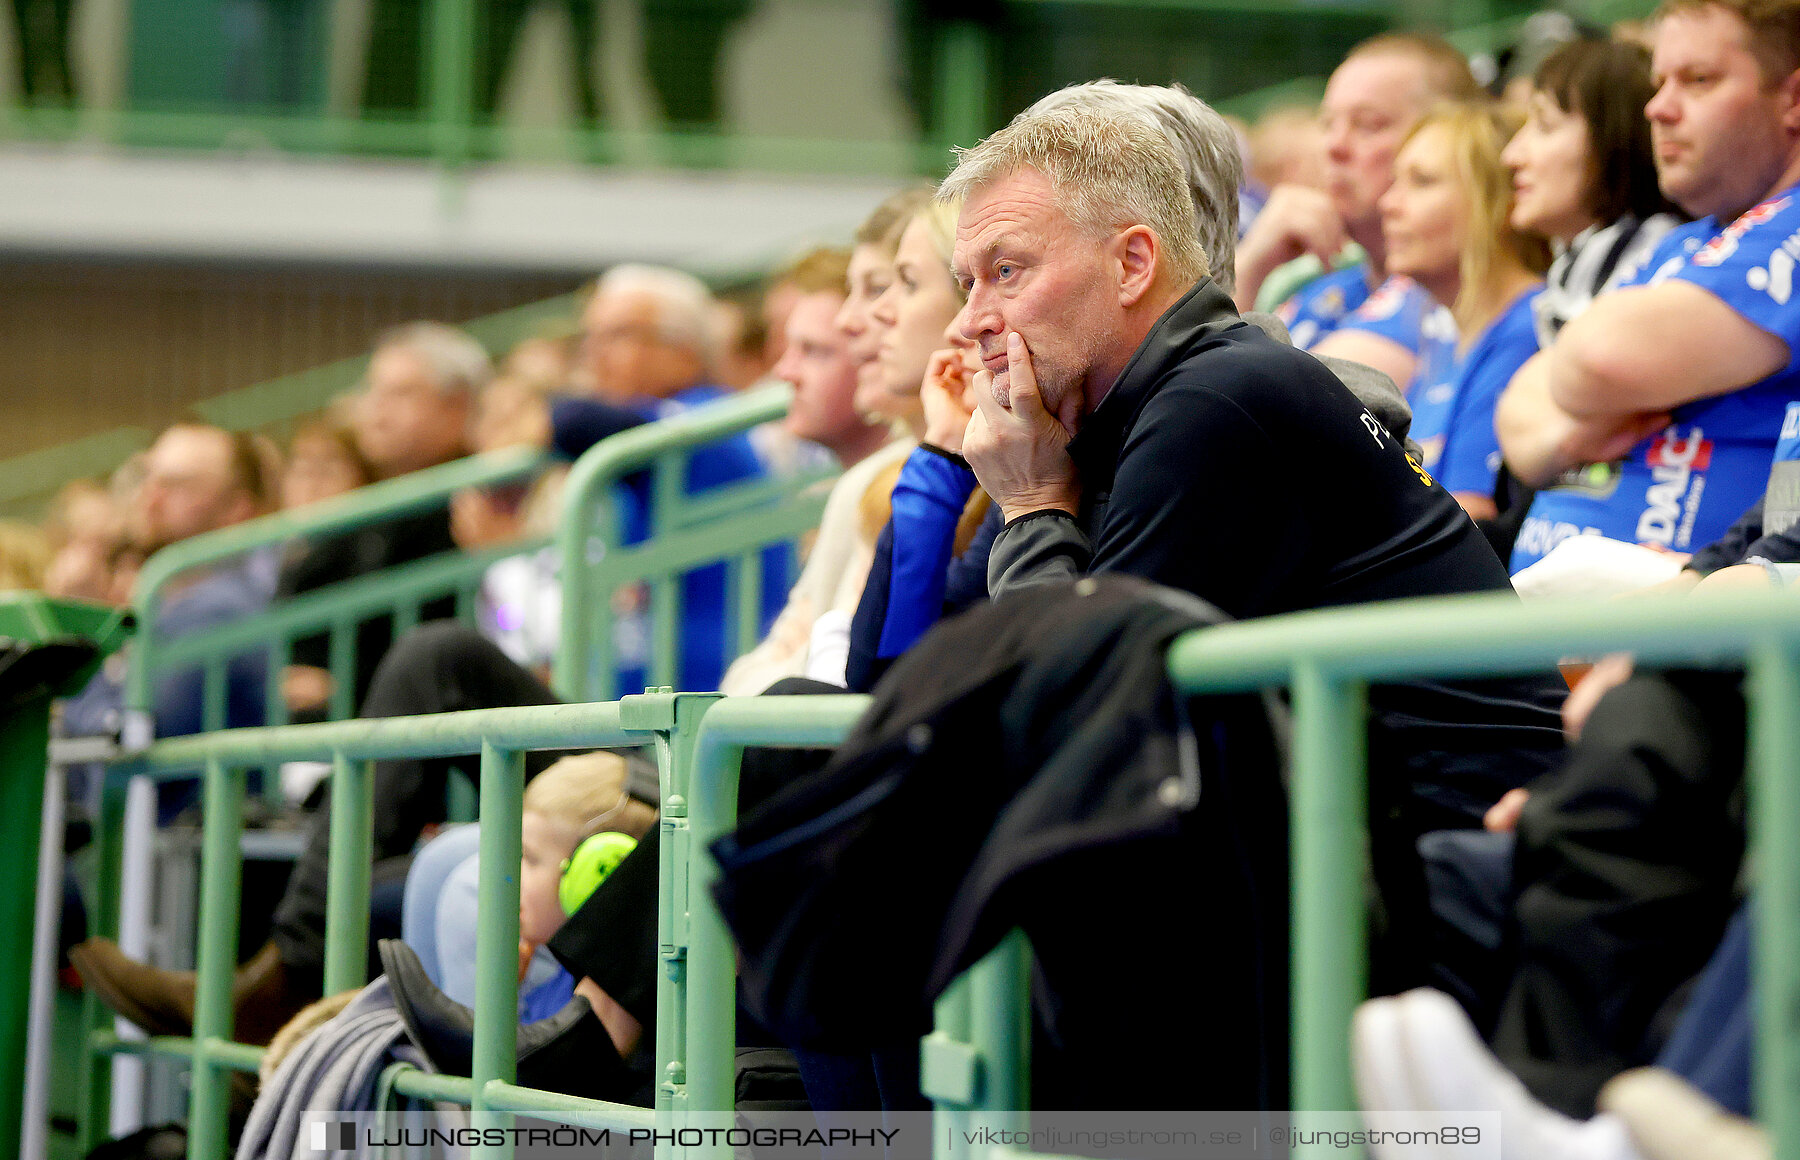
[1638,425,1712,547]
[1692,196,1791,267]
[1745,235,1800,304]
[1421,305,1458,344]
[1355,277,1409,322]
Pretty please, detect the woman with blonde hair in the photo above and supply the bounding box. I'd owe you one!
[843,195,999,691]
[1365,101,1550,522]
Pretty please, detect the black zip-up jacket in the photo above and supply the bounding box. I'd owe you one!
[990,278,1567,834]
[712,576,1293,1109]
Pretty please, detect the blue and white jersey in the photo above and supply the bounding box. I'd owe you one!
[1513,188,1800,572]
[1409,290,1540,498]
[1275,264,1373,350]
[1335,274,1446,360]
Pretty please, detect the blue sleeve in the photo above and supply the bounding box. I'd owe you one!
[1331,277,1434,355]
[874,447,979,658]
[1436,307,1539,497]
[845,520,897,693]
[550,396,647,460]
[846,472,1000,693]
[1668,192,1800,354]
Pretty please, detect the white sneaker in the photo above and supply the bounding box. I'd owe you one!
[1393,988,1638,1160]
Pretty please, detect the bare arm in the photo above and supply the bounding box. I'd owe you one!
[1496,351,1672,488]
[1547,281,1788,418]
[1233,185,1350,312]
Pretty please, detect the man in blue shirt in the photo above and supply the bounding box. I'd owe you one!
[1499,0,1800,573]
[542,263,785,694]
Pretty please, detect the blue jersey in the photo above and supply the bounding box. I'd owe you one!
[1513,188,1800,571]
[1335,275,1447,360]
[1409,290,1541,498]
[1275,265,1373,350]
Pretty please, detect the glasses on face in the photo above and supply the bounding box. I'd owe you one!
[586,321,669,349]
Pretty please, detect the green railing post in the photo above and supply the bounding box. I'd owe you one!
[324,754,376,996]
[427,0,475,172]
[1749,643,1800,1160]
[0,704,51,1153]
[1288,661,1367,1125]
[77,774,129,1155]
[552,384,832,703]
[471,740,524,1160]
[679,696,869,1156]
[968,933,1031,1114]
[933,21,992,157]
[188,757,246,1160]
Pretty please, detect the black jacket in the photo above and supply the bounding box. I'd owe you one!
[711,576,1292,1109]
[989,279,1567,834]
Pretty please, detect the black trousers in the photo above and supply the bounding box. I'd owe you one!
[270,622,571,990]
[1491,669,1747,1116]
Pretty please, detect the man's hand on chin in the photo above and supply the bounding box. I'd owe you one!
[963,332,1083,522]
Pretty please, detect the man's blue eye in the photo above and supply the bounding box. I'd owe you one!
[997,264,1016,279]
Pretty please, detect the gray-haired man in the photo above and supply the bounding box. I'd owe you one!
[943,96,1564,1103]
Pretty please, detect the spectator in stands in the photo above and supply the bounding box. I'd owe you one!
[42,478,124,603]
[1499,0,1800,576]
[280,420,374,511]
[943,100,1564,1083]
[278,322,485,717]
[747,248,876,479]
[839,187,938,418]
[425,751,656,1042]
[1504,38,1683,347]
[541,263,781,693]
[500,332,578,393]
[847,79,1427,693]
[1248,103,1325,196]
[1362,103,1549,522]
[1236,33,1483,389]
[722,245,905,695]
[1467,37,1684,558]
[59,424,276,767]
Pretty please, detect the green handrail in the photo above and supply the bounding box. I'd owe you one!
[77,587,1800,1160]
[89,698,653,1160]
[1160,587,1800,1157]
[683,589,1800,1160]
[126,445,547,727]
[552,384,835,702]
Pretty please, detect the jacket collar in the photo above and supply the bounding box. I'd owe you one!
[1065,277,1243,497]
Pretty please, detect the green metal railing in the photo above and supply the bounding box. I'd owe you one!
[83,698,659,1159]
[130,382,831,729]
[552,385,834,703]
[127,444,548,729]
[887,587,1799,1160]
[77,587,1800,1159]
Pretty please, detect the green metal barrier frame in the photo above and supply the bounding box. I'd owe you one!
[127,445,548,727]
[684,591,1800,1160]
[85,699,659,1160]
[552,384,835,703]
[80,588,1800,1160]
